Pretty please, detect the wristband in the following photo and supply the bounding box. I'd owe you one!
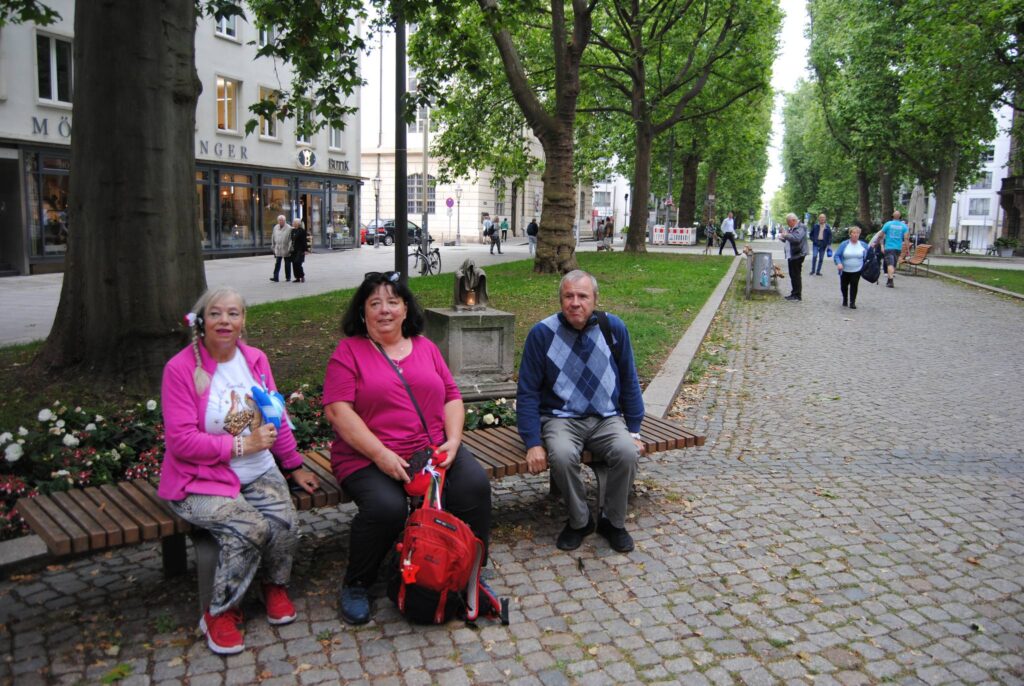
[233,435,244,459]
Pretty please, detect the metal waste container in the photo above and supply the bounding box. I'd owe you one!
[745,251,775,297]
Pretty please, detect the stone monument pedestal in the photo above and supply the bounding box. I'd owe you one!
[424,307,517,402]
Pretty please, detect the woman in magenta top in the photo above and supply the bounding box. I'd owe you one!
[323,271,491,625]
[160,287,319,655]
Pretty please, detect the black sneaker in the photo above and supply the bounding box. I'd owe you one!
[339,586,370,625]
[785,295,801,301]
[596,517,634,553]
[886,279,894,288]
[849,303,857,309]
[556,517,595,551]
[842,300,848,307]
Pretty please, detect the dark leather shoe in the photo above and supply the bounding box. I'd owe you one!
[556,517,595,551]
[269,278,279,282]
[785,295,801,301]
[597,517,634,553]
[339,586,370,625]
[849,303,857,309]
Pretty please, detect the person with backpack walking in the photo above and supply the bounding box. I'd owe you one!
[526,217,539,255]
[516,271,645,553]
[833,226,868,308]
[323,272,493,625]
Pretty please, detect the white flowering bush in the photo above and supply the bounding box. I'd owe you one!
[463,397,517,431]
[0,399,163,540]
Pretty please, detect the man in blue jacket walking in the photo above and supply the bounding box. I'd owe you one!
[516,271,645,553]
[809,213,832,276]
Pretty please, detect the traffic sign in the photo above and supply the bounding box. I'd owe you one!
[446,197,454,208]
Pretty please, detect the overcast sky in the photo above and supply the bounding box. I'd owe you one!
[762,0,810,208]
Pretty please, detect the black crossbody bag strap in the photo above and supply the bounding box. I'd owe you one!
[372,340,431,439]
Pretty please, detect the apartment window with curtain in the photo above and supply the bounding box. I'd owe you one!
[36,34,72,104]
[216,15,238,39]
[258,86,278,139]
[970,172,992,190]
[258,25,275,47]
[216,77,240,132]
[968,198,990,215]
[329,126,344,150]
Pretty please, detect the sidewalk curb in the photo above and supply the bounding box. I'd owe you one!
[643,255,742,418]
[931,269,1024,301]
[0,534,49,576]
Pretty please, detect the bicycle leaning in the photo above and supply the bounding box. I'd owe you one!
[409,236,441,275]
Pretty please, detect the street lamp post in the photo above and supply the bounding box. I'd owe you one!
[455,185,463,246]
[372,174,381,249]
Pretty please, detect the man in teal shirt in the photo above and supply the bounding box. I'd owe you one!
[872,211,909,288]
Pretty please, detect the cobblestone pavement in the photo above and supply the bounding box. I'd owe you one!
[2,266,1023,685]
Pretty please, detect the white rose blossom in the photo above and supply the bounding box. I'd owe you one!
[18,426,28,436]
[56,419,66,429]
[4,443,23,463]
[85,423,97,432]
[0,432,11,444]
[146,399,158,411]
[63,434,80,448]
[95,415,105,422]
[38,408,55,422]
[482,413,495,425]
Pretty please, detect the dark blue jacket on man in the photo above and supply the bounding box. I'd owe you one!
[809,223,832,248]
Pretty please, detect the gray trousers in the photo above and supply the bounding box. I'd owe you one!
[542,416,639,529]
[167,468,298,614]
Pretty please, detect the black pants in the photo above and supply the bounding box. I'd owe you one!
[292,253,305,280]
[489,235,502,254]
[272,256,292,281]
[719,233,738,255]
[840,270,862,304]
[788,256,805,298]
[341,445,492,588]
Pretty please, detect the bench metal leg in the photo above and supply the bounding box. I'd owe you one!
[162,533,189,577]
[189,530,219,614]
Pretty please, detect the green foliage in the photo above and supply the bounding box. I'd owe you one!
[464,398,516,432]
[935,266,1024,295]
[994,236,1020,249]
[0,0,59,26]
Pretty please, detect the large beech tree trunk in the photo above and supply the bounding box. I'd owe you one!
[535,133,578,271]
[625,124,653,252]
[856,169,873,229]
[929,152,959,255]
[701,167,719,224]
[879,167,894,221]
[677,152,700,227]
[38,0,204,391]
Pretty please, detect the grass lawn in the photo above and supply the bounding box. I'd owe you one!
[934,266,1024,295]
[0,252,731,428]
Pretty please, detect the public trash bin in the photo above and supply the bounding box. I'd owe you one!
[746,251,775,297]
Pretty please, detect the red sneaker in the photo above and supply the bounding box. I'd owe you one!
[263,583,297,625]
[199,608,244,655]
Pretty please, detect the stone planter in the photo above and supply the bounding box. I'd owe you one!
[999,247,1014,257]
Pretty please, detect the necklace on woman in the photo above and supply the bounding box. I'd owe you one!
[372,337,410,368]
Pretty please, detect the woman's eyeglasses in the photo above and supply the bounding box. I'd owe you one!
[364,271,400,283]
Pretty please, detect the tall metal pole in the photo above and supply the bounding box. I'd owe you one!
[456,186,462,246]
[421,104,429,255]
[394,7,409,282]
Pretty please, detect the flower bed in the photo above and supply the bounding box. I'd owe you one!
[0,390,516,541]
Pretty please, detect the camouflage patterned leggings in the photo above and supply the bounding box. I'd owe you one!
[167,468,298,615]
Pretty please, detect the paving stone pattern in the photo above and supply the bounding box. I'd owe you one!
[1,268,1022,685]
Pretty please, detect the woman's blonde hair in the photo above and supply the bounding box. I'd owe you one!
[189,287,247,394]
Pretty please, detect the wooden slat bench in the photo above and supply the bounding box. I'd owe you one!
[17,416,703,603]
[898,244,931,276]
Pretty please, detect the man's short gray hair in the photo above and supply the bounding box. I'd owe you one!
[786,213,798,222]
[559,269,599,296]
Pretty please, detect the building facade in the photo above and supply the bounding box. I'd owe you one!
[0,2,362,275]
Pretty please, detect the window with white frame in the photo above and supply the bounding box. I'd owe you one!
[968,198,990,215]
[494,179,506,215]
[406,71,430,134]
[980,146,995,163]
[296,105,312,145]
[329,126,344,150]
[216,76,240,132]
[593,191,611,207]
[216,15,238,39]
[36,34,72,104]
[258,86,278,138]
[407,173,436,214]
[970,172,992,190]
[258,25,275,47]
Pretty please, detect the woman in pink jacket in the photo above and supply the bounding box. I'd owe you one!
[159,287,319,655]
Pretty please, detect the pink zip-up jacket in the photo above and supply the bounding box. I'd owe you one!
[157,340,302,501]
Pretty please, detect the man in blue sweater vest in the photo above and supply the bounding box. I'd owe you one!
[516,270,645,553]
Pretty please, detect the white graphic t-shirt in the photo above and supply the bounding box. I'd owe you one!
[204,350,276,485]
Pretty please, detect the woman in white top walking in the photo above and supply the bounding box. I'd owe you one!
[833,226,868,309]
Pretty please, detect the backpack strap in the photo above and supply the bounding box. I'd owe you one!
[463,538,485,621]
[594,310,621,367]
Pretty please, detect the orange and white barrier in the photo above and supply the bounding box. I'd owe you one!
[651,225,667,244]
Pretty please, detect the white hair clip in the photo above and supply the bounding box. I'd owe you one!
[184,312,197,327]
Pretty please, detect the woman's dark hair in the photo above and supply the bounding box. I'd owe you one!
[341,272,426,338]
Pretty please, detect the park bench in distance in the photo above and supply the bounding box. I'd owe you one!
[16,416,703,607]
[899,244,932,276]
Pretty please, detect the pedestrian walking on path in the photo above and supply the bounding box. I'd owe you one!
[871,210,909,288]
[779,213,808,301]
[718,211,739,255]
[809,212,832,276]
[270,215,292,282]
[290,219,308,283]
[833,226,868,308]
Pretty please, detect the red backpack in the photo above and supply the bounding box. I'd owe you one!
[390,468,509,625]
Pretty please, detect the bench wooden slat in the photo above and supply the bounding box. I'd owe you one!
[67,489,123,547]
[132,480,191,534]
[301,453,342,508]
[16,497,71,556]
[482,428,532,475]
[637,423,673,451]
[33,494,91,553]
[459,438,506,479]
[50,491,107,550]
[643,416,698,448]
[100,484,160,540]
[82,487,141,544]
[118,482,176,538]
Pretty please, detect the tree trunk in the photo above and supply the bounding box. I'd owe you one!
[701,167,718,224]
[534,131,579,272]
[856,169,872,229]
[37,0,205,392]
[879,167,893,221]
[929,152,959,255]
[510,180,519,237]
[625,124,653,253]
[677,152,700,227]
